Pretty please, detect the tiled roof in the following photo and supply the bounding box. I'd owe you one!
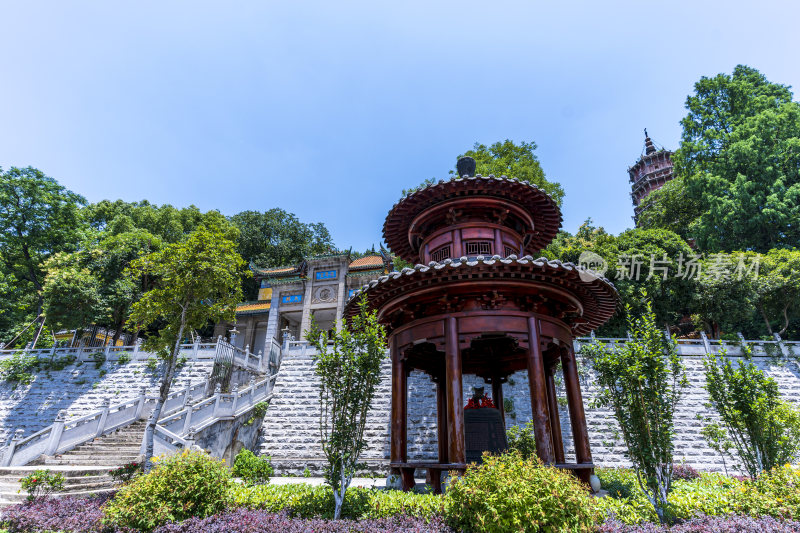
[344,254,618,336]
[349,255,384,270]
[236,301,271,314]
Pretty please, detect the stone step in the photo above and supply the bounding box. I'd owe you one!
[63,448,141,456]
[43,458,137,466]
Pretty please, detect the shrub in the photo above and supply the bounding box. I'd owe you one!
[1,494,113,533]
[151,509,454,533]
[0,352,38,386]
[102,449,233,531]
[444,451,596,532]
[704,345,800,477]
[229,483,442,521]
[231,449,273,485]
[117,352,131,365]
[598,515,800,532]
[91,352,106,369]
[671,464,700,481]
[597,468,640,499]
[582,295,688,524]
[109,461,143,483]
[18,469,65,501]
[505,421,537,459]
[244,401,268,426]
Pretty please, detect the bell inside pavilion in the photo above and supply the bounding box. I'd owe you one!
[345,157,618,493]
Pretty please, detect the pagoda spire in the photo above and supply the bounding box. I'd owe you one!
[644,128,656,155]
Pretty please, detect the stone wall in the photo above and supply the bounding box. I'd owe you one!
[0,356,215,447]
[259,345,800,475]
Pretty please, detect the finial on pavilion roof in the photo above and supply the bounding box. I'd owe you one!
[456,156,476,177]
[644,128,656,155]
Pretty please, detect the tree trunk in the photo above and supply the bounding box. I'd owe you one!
[779,305,790,336]
[143,312,186,472]
[759,305,774,336]
[111,312,125,345]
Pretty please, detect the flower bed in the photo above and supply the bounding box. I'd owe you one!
[598,515,800,532]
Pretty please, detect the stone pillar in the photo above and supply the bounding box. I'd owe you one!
[336,270,347,330]
[2,429,25,466]
[526,317,554,463]
[299,281,315,339]
[561,345,591,466]
[45,411,67,455]
[264,288,281,345]
[445,317,465,465]
[95,398,112,438]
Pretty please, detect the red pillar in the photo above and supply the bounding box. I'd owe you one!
[561,345,592,466]
[390,335,407,465]
[491,377,505,426]
[436,378,449,463]
[526,317,555,463]
[545,360,565,463]
[445,317,465,465]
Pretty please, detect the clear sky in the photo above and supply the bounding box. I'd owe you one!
[2,1,799,253]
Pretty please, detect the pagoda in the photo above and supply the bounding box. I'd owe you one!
[629,130,675,221]
[345,157,618,492]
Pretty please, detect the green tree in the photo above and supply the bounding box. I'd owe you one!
[636,176,702,240]
[583,294,688,524]
[673,65,800,252]
[0,167,87,346]
[306,296,387,519]
[126,222,246,471]
[402,140,565,205]
[230,208,333,267]
[692,252,758,339]
[704,345,800,477]
[454,140,564,205]
[753,249,800,337]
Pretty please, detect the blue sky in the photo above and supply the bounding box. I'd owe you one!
[2,2,799,253]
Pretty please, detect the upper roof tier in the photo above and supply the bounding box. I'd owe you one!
[383,172,562,264]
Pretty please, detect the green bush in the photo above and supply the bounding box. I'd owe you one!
[229,483,442,520]
[444,451,596,532]
[505,421,537,459]
[594,465,800,525]
[102,449,233,531]
[231,449,273,485]
[0,352,38,386]
[18,469,64,501]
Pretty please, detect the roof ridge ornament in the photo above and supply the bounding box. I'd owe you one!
[456,156,476,177]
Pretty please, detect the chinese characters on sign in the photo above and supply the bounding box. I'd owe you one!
[578,251,760,282]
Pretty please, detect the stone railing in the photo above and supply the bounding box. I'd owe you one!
[0,340,221,364]
[574,331,800,357]
[151,373,278,455]
[0,339,276,467]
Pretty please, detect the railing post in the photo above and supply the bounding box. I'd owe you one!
[133,339,141,357]
[181,384,191,410]
[193,338,200,360]
[184,427,197,451]
[182,396,194,435]
[95,398,112,438]
[230,385,239,415]
[774,333,790,357]
[45,410,68,455]
[2,429,25,466]
[699,331,712,354]
[104,343,111,358]
[134,387,148,420]
[141,413,154,455]
[212,383,222,418]
[249,377,257,405]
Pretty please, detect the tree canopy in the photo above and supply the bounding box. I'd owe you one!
[649,65,800,252]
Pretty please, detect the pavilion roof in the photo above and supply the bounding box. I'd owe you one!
[348,255,385,271]
[383,175,562,263]
[236,301,271,315]
[344,254,618,336]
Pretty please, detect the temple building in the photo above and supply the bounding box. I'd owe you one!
[629,130,675,222]
[214,251,392,354]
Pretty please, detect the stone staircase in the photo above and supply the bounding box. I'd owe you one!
[0,421,145,506]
